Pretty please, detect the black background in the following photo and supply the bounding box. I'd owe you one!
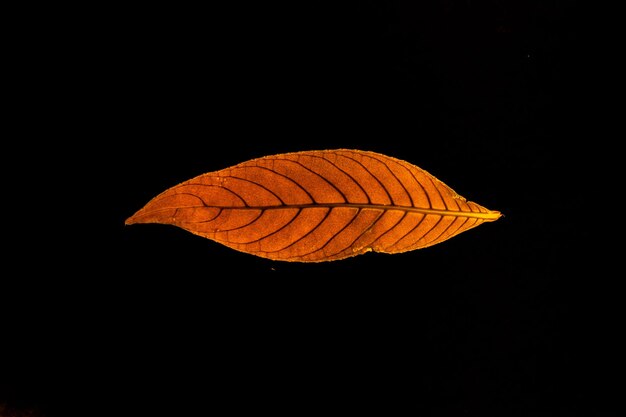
[3,1,617,417]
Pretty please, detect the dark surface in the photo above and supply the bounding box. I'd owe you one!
[4,2,615,417]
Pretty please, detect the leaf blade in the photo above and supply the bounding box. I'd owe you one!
[126,149,502,262]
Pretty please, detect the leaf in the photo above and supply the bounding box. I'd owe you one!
[126,149,501,262]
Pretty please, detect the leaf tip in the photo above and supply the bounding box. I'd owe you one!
[124,214,140,226]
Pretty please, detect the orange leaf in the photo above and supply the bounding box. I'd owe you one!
[126,149,501,262]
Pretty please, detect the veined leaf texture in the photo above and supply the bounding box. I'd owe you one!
[126,149,501,262]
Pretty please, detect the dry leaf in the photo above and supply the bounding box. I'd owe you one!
[126,149,501,262]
